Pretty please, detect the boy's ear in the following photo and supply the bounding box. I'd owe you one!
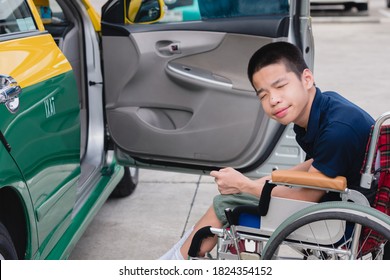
[302,68,315,89]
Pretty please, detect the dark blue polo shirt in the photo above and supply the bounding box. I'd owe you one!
[294,88,375,201]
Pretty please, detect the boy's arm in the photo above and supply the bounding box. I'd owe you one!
[270,164,326,202]
[210,159,323,201]
[289,158,313,171]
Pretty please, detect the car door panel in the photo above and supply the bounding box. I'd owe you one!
[0,141,35,259]
[166,34,274,91]
[103,28,280,167]
[0,1,80,257]
[102,0,309,172]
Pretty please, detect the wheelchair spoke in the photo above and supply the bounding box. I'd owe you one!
[261,202,390,260]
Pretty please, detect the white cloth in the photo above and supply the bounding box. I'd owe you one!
[158,226,194,260]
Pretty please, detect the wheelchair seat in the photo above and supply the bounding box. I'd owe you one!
[227,170,348,231]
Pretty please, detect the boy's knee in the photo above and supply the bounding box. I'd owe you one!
[213,194,230,227]
[212,193,260,228]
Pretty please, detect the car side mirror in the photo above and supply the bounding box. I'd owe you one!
[127,0,165,23]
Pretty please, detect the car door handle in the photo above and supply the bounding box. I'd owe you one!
[157,41,181,55]
[0,74,21,113]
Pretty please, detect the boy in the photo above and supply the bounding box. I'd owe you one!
[160,41,375,260]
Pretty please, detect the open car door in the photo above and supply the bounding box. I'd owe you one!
[101,0,314,176]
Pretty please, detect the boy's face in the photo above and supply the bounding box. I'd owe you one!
[252,62,314,128]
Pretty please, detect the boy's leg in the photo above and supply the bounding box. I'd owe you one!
[159,193,260,259]
[158,225,194,260]
[180,205,222,259]
[180,193,260,258]
[158,205,221,260]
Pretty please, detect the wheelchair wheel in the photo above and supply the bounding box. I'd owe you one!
[262,202,390,260]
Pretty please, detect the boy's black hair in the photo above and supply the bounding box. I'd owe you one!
[247,41,308,89]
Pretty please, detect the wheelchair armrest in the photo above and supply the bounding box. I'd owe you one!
[271,170,347,192]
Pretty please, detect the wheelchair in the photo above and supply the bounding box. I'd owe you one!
[188,111,390,260]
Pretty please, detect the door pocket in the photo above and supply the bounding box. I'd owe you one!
[137,107,192,130]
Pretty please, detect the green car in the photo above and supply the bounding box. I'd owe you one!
[0,0,314,259]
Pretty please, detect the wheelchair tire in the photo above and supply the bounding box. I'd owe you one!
[0,222,18,260]
[262,202,390,260]
[384,241,390,260]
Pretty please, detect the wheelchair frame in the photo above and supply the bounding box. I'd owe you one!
[188,111,390,260]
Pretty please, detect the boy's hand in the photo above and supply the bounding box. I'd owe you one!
[210,167,251,195]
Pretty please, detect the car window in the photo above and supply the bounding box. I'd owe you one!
[0,0,37,34]
[34,0,67,24]
[161,0,289,22]
[34,0,70,47]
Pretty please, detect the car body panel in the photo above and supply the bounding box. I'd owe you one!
[0,35,72,88]
[0,29,80,259]
[45,163,124,259]
[0,143,37,258]
[9,73,80,257]
[0,0,125,259]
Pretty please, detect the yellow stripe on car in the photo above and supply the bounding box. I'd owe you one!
[28,0,45,31]
[0,35,72,89]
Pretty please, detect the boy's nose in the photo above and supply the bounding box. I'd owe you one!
[270,94,281,105]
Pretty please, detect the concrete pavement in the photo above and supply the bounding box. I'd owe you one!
[69,169,219,259]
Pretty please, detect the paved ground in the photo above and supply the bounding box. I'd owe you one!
[69,0,390,260]
[69,169,218,259]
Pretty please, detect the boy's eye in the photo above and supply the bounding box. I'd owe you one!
[259,93,267,100]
